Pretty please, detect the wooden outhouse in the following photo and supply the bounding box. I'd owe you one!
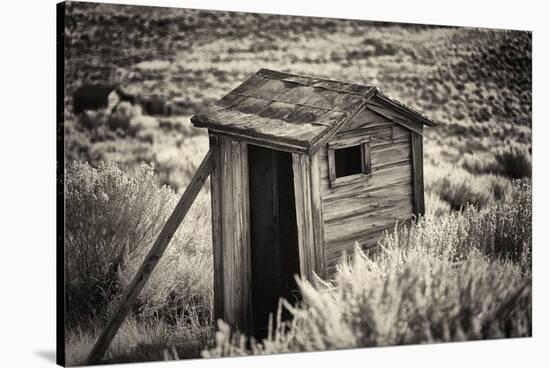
[191,69,436,336]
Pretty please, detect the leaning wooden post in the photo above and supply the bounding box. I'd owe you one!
[86,147,216,365]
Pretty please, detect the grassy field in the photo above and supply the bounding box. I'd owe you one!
[62,2,531,365]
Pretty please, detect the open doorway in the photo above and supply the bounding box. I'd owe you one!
[247,144,301,339]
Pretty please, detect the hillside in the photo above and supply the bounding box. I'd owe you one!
[61,2,532,365]
[63,2,531,191]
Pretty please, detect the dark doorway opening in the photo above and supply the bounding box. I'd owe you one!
[248,144,301,339]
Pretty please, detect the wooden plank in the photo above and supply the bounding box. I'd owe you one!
[342,106,393,132]
[220,138,252,333]
[86,146,216,365]
[327,146,336,184]
[362,141,372,174]
[328,134,371,149]
[203,127,307,154]
[220,138,235,327]
[320,159,413,200]
[368,95,424,135]
[392,124,410,140]
[374,90,437,127]
[310,153,327,279]
[411,131,426,216]
[322,182,412,222]
[209,134,224,325]
[292,153,316,281]
[370,141,411,167]
[323,202,414,243]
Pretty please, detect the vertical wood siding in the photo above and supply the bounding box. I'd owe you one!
[211,134,252,333]
[292,153,326,280]
[411,131,425,216]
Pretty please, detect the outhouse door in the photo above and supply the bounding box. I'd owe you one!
[247,144,301,339]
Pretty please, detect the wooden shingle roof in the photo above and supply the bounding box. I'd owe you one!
[191,69,436,153]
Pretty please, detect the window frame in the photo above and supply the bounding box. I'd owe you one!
[327,135,372,188]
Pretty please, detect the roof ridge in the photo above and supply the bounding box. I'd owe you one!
[228,92,348,113]
[257,68,375,98]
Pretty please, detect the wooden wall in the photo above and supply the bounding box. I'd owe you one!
[318,107,416,276]
[209,134,252,334]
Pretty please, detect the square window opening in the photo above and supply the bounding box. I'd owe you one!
[335,145,362,178]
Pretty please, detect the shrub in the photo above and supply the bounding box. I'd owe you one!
[425,191,450,218]
[64,161,213,328]
[108,102,143,131]
[460,153,499,175]
[426,164,512,211]
[78,109,110,130]
[64,161,175,326]
[494,146,532,179]
[203,181,531,357]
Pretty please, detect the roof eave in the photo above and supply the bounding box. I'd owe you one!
[373,89,438,127]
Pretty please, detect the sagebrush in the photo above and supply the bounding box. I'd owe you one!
[204,181,531,358]
[64,161,213,365]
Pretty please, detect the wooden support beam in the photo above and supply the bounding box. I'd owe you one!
[292,153,326,280]
[86,147,216,365]
[411,131,425,216]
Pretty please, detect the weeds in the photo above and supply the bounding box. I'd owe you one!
[203,181,531,357]
[64,161,213,365]
[495,146,532,179]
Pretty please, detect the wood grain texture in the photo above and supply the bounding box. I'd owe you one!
[342,106,393,132]
[310,153,327,279]
[209,134,224,325]
[411,131,426,216]
[293,153,315,281]
[292,153,326,280]
[86,146,216,365]
[367,95,424,135]
[318,116,416,279]
[220,137,252,333]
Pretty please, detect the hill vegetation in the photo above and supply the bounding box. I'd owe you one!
[62,2,531,365]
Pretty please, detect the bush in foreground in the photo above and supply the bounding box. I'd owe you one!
[64,161,213,329]
[203,181,531,357]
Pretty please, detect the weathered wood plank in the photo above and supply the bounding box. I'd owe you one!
[323,202,413,243]
[320,159,412,199]
[322,182,412,222]
[328,134,371,149]
[220,137,235,327]
[342,106,393,132]
[86,146,216,365]
[209,134,224,325]
[310,153,327,278]
[370,141,411,167]
[392,124,410,140]
[411,131,425,216]
[368,95,424,135]
[333,124,394,142]
[292,153,316,281]
[221,138,252,333]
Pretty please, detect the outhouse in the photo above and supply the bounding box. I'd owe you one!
[191,68,436,337]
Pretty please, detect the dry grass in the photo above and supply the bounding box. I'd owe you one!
[61,3,531,365]
[204,181,531,358]
[64,161,214,365]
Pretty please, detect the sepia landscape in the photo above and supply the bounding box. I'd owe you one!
[61,2,532,365]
